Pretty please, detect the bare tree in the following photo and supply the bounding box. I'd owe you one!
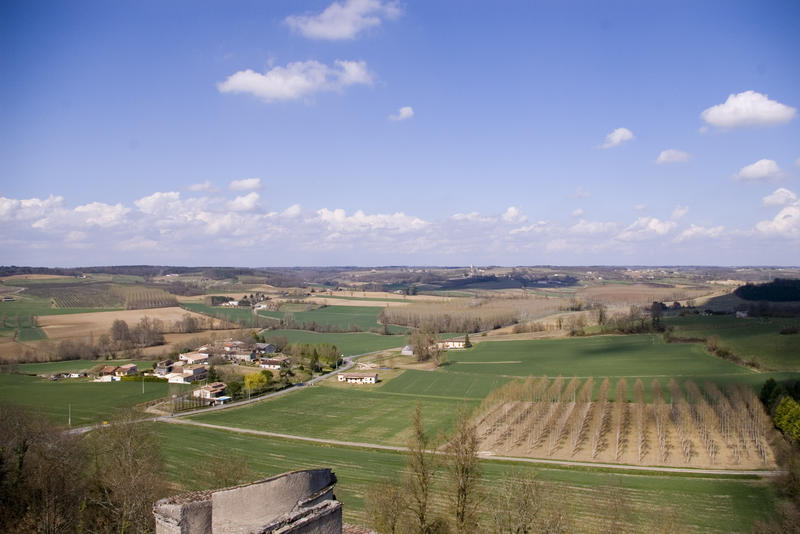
[445,407,483,534]
[366,481,407,534]
[405,405,442,534]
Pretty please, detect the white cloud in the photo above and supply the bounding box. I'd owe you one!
[634,204,646,211]
[671,205,689,219]
[74,202,130,227]
[501,206,526,224]
[229,178,261,191]
[282,204,302,217]
[734,159,782,182]
[763,188,798,207]
[218,60,372,102]
[388,106,414,121]
[285,0,401,40]
[600,127,634,149]
[616,217,676,241]
[656,149,691,164]
[674,224,725,242]
[451,212,493,223]
[227,192,260,211]
[509,221,553,235]
[755,205,800,237]
[569,219,617,235]
[317,208,427,233]
[134,191,181,215]
[0,195,64,221]
[701,90,796,129]
[572,208,584,217]
[188,180,214,192]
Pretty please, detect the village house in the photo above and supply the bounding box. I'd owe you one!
[228,351,255,363]
[192,382,230,405]
[254,343,276,355]
[337,372,378,384]
[100,365,119,376]
[115,364,138,377]
[221,340,248,352]
[155,359,174,375]
[260,355,290,369]
[166,364,207,384]
[179,351,209,365]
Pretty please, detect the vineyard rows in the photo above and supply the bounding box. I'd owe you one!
[473,377,773,468]
[111,286,178,309]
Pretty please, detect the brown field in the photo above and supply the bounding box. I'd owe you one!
[574,284,717,307]
[37,307,218,340]
[0,274,74,281]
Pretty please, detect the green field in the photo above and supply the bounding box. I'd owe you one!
[0,294,122,317]
[155,422,775,532]
[0,313,47,341]
[13,358,155,375]
[189,383,472,446]
[181,302,264,324]
[0,374,178,426]
[276,305,407,333]
[667,315,800,371]
[314,294,411,303]
[260,329,406,355]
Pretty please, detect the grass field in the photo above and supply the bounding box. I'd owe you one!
[0,314,47,341]
[0,295,122,317]
[260,329,406,355]
[155,422,775,532]
[180,302,261,325]
[274,305,407,333]
[667,315,800,371]
[0,374,178,426]
[189,383,473,446]
[13,358,155,374]
[313,294,411,303]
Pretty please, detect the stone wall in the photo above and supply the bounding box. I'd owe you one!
[153,468,341,534]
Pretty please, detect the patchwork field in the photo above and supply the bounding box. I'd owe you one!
[667,315,800,371]
[181,302,264,326]
[156,422,776,533]
[261,305,408,333]
[0,374,179,426]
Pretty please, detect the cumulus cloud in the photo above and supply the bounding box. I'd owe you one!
[755,205,800,237]
[134,192,181,215]
[317,208,427,233]
[701,90,796,129]
[218,59,372,102]
[600,127,634,149]
[282,204,302,217]
[763,188,798,207]
[0,195,64,221]
[501,206,526,224]
[671,205,689,219]
[674,224,725,242]
[509,221,553,235]
[229,178,261,191]
[734,159,782,182]
[572,208,584,217]
[188,180,215,192]
[388,106,414,121]
[74,202,130,227]
[656,149,691,164]
[285,0,401,40]
[616,217,676,241]
[227,192,260,211]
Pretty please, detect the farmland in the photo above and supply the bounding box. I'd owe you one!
[272,305,408,333]
[156,422,775,533]
[12,358,154,375]
[259,329,406,355]
[181,302,264,326]
[0,373,178,426]
[667,315,800,371]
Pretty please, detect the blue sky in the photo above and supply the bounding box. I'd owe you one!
[1,0,799,267]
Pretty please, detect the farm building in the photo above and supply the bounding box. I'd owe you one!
[229,351,255,363]
[401,345,414,356]
[436,339,466,350]
[179,351,209,365]
[100,365,119,376]
[337,372,378,384]
[260,356,290,369]
[115,364,138,377]
[254,343,276,355]
[221,340,248,352]
[166,365,207,384]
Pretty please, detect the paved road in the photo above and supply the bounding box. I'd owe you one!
[162,418,783,478]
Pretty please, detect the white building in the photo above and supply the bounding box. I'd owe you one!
[337,372,378,384]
